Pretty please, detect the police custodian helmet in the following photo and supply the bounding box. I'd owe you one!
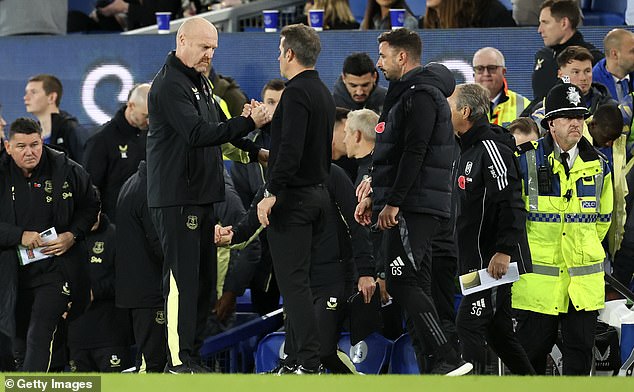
[540,83,590,130]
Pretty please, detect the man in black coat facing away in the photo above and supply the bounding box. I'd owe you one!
[256,23,335,375]
[146,17,269,374]
[355,28,471,375]
[449,83,535,375]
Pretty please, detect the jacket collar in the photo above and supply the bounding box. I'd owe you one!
[459,117,496,150]
[286,69,319,86]
[166,51,202,86]
[542,132,598,163]
[113,105,142,136]
[552,30,586,54]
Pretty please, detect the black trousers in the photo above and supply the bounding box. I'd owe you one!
[14,281,69,372]
[131,307,167,373]
[267,186,329,370]
[456,284,535,375]
[613,246,634,290]
[151,205,216,367]
[70,345,131,372]
[383,212,453,362]
[516,304,598,375]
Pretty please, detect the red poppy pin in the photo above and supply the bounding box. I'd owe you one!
[375,122,385,134]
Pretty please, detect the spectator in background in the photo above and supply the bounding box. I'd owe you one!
[512,0,581,26]
[333,52,387,114]
[421,0,515,29]
[593,29,634,103]
[206,66,249,118]
[84,83,150,223]
[331,108,358,182]
[472,47,530,127]
[530,0,603,106]
[124,0,182,30]
[361,0,418,30]
[508,117,540,145]
[297,0,360,30]
[24,74,86,163]
[67,0,128,33]
[531,46,615,133]
[115,161,166,373]
[0,0,67,36]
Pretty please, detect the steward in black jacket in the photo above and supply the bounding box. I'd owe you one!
[0,139,99,370]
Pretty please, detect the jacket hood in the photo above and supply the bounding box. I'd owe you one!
[418,63,456,98]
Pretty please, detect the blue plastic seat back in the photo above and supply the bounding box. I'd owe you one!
[337,332,393,374]
[388,333,420,374]
[254,332,286,373]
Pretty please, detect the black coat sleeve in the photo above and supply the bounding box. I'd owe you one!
[482,141,527,255]
[68,164,100,240]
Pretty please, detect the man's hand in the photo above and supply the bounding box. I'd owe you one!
[356,176,372,202]
[41,232,75,256]
[21,231,43,249]
[98,0,128,16]
[358,276,376,304]
[257,195,276,227]
[354,197,372,226]
[248,99,271,128]
[377,278,391,305]
[258,149,269,167]
[214,291,237,323]
[214,225,233,246]
[377,205,399,231]
[487,252,511,279]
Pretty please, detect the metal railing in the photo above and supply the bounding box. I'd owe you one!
[123,0,305,35]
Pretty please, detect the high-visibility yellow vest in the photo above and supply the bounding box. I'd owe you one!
[512,136,613,315]
[489,89,530,128]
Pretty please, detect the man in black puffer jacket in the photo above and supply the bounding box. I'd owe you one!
[355,28,471,376]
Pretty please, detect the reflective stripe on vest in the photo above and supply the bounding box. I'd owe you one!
[525,149,539,211]
[527,212,609,223]
[595,169,604,213]
[532,262,604,277]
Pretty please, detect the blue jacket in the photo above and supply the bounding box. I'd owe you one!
[592,58,634,102]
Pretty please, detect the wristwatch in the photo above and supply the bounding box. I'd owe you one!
[263,189,275,198]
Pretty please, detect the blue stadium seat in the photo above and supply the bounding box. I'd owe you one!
[349,0,366,23]
[337,332,393,374]
[584,0,626,25]
[69,0,94,14]
[388,334,420,374]
[236,289,252,312]
[254,331,286,373]
[580,0,592,11]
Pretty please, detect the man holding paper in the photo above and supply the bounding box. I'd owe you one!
[449,83,535,375]
[0,118,99,371]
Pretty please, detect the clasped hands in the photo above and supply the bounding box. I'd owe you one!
[21,231,75,256]
[242,99,272,129]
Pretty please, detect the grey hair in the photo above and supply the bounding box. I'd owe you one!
[346,108,379,143]
[473,47,505,67]
[455,83,490,122]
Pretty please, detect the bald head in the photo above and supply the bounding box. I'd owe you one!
[175,17,218,73]
[473,47,505,67]
[604,28,634,78]
[128,83,150,105]
[125,83,151,130]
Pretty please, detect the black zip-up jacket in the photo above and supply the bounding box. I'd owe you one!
[232,164,374,292]
[332,76,387,115]
[146,51,256,207]
[84,105,146,221]
[68,213,131,349]
[0,146,99,337]
[115,161,163,308]
[454,118,532,275]
[49,110,86,164]
[266,70,335,195]
[531,30,604,102]
[372,63,456,217]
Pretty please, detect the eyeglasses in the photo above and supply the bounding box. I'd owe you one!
[473,65,503,74]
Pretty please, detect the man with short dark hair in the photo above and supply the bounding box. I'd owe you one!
[84,83,151,222]
[256,23,336,375]
[449,83,535,375]
[333,52,387,114]
[24,74,86,162]
[355,28,471,376]
[531,0,603,104]
[0,117,99,372]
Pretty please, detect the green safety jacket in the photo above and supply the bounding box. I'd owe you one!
[512,134,613,315]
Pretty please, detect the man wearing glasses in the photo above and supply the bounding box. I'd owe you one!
[472,47,530,128]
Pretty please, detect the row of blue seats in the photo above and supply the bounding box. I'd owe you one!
[255,331,419,374]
